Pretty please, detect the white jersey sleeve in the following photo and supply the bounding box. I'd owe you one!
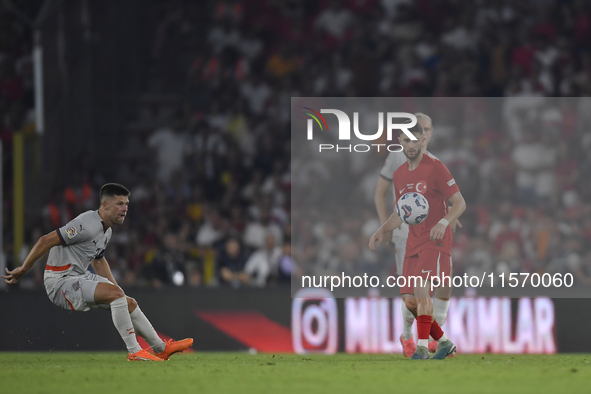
[425,150,439,160]
[57,215,95,246]
[378,151,410,240]
[379,151,407,181]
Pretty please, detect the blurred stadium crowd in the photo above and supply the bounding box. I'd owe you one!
[2,0,591,289]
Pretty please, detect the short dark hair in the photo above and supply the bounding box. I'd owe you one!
[399,122,423,137]
[100,183,130,202]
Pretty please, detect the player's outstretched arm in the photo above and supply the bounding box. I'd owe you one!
[374,176,393,244]
[91,257,119,287]
[430,192,466,241]
[1,231,62,284]
[369,212,403,251]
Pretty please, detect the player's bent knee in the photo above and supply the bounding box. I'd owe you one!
[94,283,125,304]
[111,287,125,301]
[126,296,137,312]
[404,298,417,312]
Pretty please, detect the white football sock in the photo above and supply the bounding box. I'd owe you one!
[111,297,142,354]
[401,301,415,340]
[130,306,166,353]
[438,333,449,343]
[433,298,450,326]
[417,339,428,348]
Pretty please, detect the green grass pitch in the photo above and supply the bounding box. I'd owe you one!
[1,352,590,394]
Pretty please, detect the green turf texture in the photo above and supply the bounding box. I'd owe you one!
[1,352,589,394]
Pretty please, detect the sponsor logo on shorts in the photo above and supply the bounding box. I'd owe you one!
[65,226,77,239]
[72,281,80,291]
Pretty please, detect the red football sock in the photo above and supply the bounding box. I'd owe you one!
[417,315,432,340]
[430,319,444,341]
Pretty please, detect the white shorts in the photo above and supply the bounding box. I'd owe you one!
[393,235,407,276]
[44,271,113,312]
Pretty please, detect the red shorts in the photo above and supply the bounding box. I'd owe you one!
[399,248,452,295]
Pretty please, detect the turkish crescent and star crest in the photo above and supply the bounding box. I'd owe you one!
[416,181,427,193]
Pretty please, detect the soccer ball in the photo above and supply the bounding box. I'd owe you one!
[396,192,429,225]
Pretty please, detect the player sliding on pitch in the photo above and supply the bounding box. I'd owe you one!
[369,122,466,359]
[2,183,193,361]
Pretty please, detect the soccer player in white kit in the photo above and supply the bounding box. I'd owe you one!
[2,183,193,361]
[374,113,459,356]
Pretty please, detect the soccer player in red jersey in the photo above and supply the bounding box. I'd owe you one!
[374,112,460,356]
[369,122,466,359]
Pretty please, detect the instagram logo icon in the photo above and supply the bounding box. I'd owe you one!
[292,288,338,354]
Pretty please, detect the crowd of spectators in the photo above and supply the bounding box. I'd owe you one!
[0,1,36,287]
[4,0,591,290]
[0,3,33,156]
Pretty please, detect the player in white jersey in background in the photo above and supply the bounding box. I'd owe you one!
[374,113,460,356]
[2,183,193,361]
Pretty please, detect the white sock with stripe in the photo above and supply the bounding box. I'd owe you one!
[401,301,415,340]
[130,306,166,353]
[110,296,142,354]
